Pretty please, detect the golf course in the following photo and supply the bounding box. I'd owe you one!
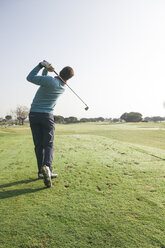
[0,122,165,248]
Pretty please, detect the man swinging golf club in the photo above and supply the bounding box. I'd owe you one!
[27,60,74,187]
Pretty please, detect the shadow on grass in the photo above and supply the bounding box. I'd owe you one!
[0,178,46,199]
[0,178,38,189]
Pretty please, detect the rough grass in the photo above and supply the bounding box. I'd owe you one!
[0,122,165,248]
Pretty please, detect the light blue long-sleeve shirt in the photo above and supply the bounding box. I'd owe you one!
[27,65,66,114]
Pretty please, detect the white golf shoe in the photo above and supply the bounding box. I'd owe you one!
[38,172,58,179]
[51,173,58,178]
[41,165,52,188]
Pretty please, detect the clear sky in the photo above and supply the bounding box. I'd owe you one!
[1,0,165,119]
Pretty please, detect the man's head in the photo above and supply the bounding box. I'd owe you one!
[59,66,74,81]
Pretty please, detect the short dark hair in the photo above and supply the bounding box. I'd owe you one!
[59,66,74,81]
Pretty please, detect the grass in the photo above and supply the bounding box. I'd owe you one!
[0,122,165,247]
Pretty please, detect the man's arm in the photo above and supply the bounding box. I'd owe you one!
[26,64,53,87]
[42,68,48,76]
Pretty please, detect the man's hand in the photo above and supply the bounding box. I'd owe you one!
[40,60,54,72]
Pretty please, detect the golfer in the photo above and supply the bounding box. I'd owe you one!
[27,60,74,187]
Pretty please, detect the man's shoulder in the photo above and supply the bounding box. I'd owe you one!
[52,77,66,87]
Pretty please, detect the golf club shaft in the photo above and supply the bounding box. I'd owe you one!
[54,70,89,108]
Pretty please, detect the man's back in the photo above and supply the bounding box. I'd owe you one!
[27,65,66,114]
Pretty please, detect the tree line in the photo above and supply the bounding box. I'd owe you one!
[1,107,165,125]
[54,116,105,124]
[54,113,165,124]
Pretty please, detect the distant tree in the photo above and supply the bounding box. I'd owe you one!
[106,118,112,122]
[143,117,151,122]
[54,115,64,123]
[151,116,164,122]
[79,117,105,123]
[120,112,128,122]
[5,115,12,122]
[143,116,165,122]
[87,118,93,122]
[95,117,105,122]
[112,118,120,122]
[15,106,29,125]
[80,118,88,122]
[64,116,78,124]
[1,119,6,124]
[120,112,142,122]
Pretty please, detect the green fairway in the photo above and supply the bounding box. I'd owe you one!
[0,122,165,248]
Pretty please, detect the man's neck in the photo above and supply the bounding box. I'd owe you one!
[55,76,67,83]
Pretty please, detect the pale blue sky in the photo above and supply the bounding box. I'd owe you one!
[1,0,165,118]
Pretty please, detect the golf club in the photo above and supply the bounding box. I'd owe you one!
[53,70,89,111]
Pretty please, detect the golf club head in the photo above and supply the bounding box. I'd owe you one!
[85,106,89,111]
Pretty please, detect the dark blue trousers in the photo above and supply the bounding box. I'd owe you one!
[29,112,55,173]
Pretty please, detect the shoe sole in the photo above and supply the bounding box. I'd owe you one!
[41,166,52,188]
[38,174,58,179]
[51,174,58,179]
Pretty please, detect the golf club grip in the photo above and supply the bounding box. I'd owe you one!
[53,70,88,107]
